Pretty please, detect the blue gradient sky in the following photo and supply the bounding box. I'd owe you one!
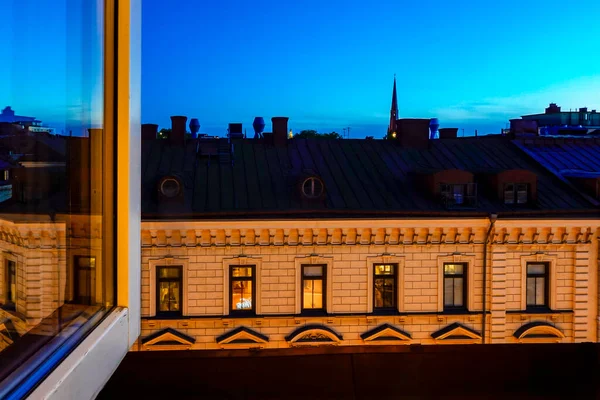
[142,0,600,137]
[2,1,599,138]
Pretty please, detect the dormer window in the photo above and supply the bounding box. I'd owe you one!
[493,170,537,206]
[440,183,477,209]
[504,183,528,204]
[301,176,324,199]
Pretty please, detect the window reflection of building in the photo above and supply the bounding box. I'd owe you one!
[4,260,16,311]
[157,267,182,316]
[230,266,254,313]
[73,256,96,306]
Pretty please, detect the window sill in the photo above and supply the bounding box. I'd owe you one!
[27,307,130,400]
[507,309,573,315]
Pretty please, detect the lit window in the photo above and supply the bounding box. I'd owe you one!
[374,264,397,311]
[444,263,466,310]
[2,170,8,181]
[504,183,528,204]
[230,266,255,314]
[301,177,324,199]
[157,266,182,317]
[302,265,325,313]
[526,263,548,309]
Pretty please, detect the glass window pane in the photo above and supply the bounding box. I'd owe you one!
[382,278,395,307]
[375,264,394,275]
[453,278,464,307]
[374,278,384,308]
[303,279,323,309]
[517,184,528,204]
[303,266,323,277]
[0,0,115,374]
[535,277,545,305]
[159,267,180,278]
[232,267,252,277]
[445,263,463,275]
[232,280,253,310]
[169,282,180,311]
[444,278,454,306]
[159,282,171,311]
[527,264,545,275]
[453,185,464,204]
[504,183,514,204]
[527,277,536,305]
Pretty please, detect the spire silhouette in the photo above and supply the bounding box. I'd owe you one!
[388,75,398,135]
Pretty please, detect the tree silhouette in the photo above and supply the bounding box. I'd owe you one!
[294,130,342,139]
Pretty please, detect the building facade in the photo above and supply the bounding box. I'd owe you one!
[133,118,600,351]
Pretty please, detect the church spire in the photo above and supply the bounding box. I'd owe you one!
[388,74,398,136]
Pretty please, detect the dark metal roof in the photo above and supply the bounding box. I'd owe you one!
[514,137,600,206]
[141,136,596,219]
[515,137,600,175]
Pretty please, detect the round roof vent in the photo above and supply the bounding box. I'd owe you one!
[301,176,324,199]
[159,176,182,198]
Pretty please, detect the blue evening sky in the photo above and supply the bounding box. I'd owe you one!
[2,1,599,138]
[141,0,600,137]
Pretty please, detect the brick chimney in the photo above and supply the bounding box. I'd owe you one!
[141,123,158,140]
[439,128,458,139]
[272,117,289,147]
[396,118,430,149]
[170,116,187,145]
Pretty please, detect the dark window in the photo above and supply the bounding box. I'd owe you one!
[301,265,325,313]
[504,183,528,204]
[440,183,477,209]
[374,264,397,311]
[526,263,548,309]
[444,263,467,310]
[156,266,183,317]
[4,260,16,311]
[230,266,255,315]
[73,256,96,305]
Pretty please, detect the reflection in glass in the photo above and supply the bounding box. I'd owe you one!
[0,0,114,382]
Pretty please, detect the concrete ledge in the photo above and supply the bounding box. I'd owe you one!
[28,308,129,400]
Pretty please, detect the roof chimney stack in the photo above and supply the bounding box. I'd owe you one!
[272,117,289,147]
[395,118,430,149]
[170,116,187,145]
[141,123,158,140]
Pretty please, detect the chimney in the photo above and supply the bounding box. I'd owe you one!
[141,123,158,140]
[170,116,187,145]
[395,118,430,149]
[272,117,289,147]
[438,128,458,139]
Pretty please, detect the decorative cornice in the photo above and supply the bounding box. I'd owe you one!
[140,226,593,248]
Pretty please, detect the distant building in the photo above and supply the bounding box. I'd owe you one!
[129,115,600,352]
[0,106,54,134]
[513,103,600,136]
